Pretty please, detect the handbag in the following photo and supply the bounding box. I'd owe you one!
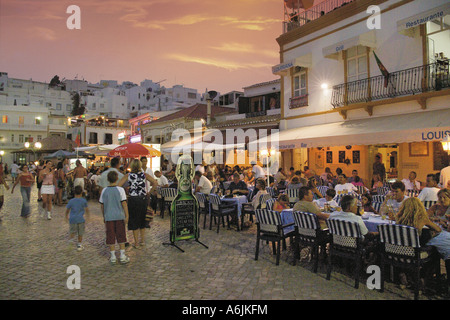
[145,206,154,221]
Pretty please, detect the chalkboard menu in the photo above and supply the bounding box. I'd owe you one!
[433,142,449,171]
[174,199,196,241]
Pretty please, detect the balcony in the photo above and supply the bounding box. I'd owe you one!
[331,59,450,108]
[289,94,308,109]
[283,0,355,34]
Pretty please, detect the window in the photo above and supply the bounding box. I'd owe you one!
[11,134,14,142]
[19,116,24,125]
[426,15,450,64]
[293,69,307,97]
[66,104,72,111]
[89,132,98,144]
[92,103,96,110]
[56,103,62,110]
[37,135,42,141]
[104,133,113,144]
[1,115,7,123]
[346,45,368,82]
[100,103,105,109]
[19,135,24,143]
[35,117,41,125]
[188,92,197,99]
[290,67,308,109]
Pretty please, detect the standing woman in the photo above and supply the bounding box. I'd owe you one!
[118,159,157,249]
[11,164,33,218]
[55,161,66,206]
[39,160,57,220]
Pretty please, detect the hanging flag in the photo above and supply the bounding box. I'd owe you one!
[373,51,390,88]
[74,129,81,147]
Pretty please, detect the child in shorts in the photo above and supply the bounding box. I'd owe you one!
[65,185,89,251]
[99,170,130,264]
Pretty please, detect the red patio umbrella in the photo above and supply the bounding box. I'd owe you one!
[107,143,161,158]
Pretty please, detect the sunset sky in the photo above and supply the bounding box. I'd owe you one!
[0,0,291,94]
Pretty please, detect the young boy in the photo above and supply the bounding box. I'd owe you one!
[99,170,130,264]
[313,188,339,209]
[65,185,89,251]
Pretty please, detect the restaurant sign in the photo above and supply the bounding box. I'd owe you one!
[421,130,450,141]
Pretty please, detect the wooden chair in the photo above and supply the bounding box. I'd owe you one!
[377,224,438,300]
[208,194,239,233]
[293,211,330,273]
[325,219,365,289]
[255,209,295,265]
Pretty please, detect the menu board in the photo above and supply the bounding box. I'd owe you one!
[433,142,449,171]
[174,199,196,241]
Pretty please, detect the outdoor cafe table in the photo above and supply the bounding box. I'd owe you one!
[220,195,248,218]
[280,209,395,234]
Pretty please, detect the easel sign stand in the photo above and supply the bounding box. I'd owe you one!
[163,155,208,252]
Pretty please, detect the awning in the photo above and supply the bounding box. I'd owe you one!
[251,109,450,149]
[323,30,377,60]
[272,54,312,76]
[397,2,450,37]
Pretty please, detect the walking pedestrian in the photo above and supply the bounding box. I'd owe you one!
[65,186,89,251]
[73,160,87,196]
[10,164,33,218]
[55,161,66,206]
[0,173,10,221]
[99,170,130,264]
[39,160,57,220]
[35,160,44,202]
[10,161,19,184]
[117,159,157,249]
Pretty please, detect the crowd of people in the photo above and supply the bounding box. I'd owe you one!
[0,155,449,285]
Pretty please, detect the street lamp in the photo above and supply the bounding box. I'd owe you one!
[0,150,4,162]
[24,141,42,162]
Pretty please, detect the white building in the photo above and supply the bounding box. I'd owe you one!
[0,73,73,117]
[82,87,128,119]
[0,105,49,164]
[268,0,450,184]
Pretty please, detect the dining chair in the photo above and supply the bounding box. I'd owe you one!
[208,194,239,233]
[293,211,330,273]
[406,189,420,197]
[242,193,273,226]
[160,187,177,219]
[266,198,276,211]
[255,209,295,266]
[317,186,329,197]
[377,187,390,195]
[266,187,277,198]
[195,192,209,229]
[286,188,300,207]
[372,202,383,214]
[372,195,385,203]
[325,219,365,289]
[377,224,438,300]
[422,200,437,210]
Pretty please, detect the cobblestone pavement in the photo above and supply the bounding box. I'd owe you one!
[0,183,447,301]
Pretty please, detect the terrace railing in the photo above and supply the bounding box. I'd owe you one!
[331,59,449,108]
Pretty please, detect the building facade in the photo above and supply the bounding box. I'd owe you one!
[271,0,450,184]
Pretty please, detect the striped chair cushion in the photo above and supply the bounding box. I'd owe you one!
[326,219,363,248]
[266,198,275,211]
[286,188,300,202]
[259,193,273,209]
[293,211,319,237]
[255,209,282,234]
[422,200,437,210]
[372,195,385,203]
[317,186,329,196]
[406,189,420,197]
[372,202,382,213]
[161,188,177,200]
[209,194,221,211]
[377,187,390,195]
[266,187,277,197]
[195,193,206,209]
[377,224,428,260]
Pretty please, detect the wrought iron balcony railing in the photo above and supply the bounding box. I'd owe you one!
[331,59,449,108]
[283,0,355,34]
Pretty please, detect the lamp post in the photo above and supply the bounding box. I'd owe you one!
[24,141,42,162]
[0,150,4,163]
